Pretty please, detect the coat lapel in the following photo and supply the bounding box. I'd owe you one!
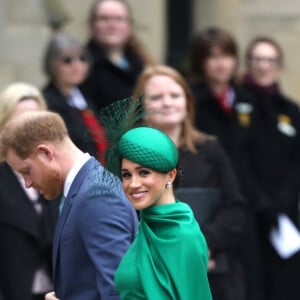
[52,158,98,277]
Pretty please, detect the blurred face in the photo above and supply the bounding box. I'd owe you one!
[52,48,89,87]
[91,0,131,48]
[144,75,187,130]
[247,42,281,86]
[203,46,236,84]
[11,98,41,118]
[121,158,175,210]
[6,148,64,200]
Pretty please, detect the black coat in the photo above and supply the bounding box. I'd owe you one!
[241,85,300,300]
[0,162,59,300]
[43,82,99,159]
[80,39,144,112]
[191,83,254,191]
[245,91,300,224]
[179,138,246,300]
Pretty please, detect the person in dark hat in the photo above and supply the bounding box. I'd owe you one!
[112,126,212,300]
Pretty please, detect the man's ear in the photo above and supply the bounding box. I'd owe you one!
[36,144,54,162]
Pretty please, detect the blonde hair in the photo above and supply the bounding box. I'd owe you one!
[133,65,211,153]
[0,82,47,133]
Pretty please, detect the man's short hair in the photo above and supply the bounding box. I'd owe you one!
[0,111,68,160]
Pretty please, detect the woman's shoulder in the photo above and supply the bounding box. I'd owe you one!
[86,39,107,62]
[193,137,231,168]
[43,82,64,101]
[190,82,213,102]
[195,135,222,153]
[279,93,300,112]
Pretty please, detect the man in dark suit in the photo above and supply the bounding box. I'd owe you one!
[0,161,58,300]
[0,111,138,300]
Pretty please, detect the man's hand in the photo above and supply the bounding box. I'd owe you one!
[208,248,216,271]
[45,291,59,300]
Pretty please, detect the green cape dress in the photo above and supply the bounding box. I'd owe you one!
[115,201,212,299]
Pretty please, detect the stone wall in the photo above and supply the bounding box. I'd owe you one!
[193,0,300,103]
[0,0,50,89]
[1,0,300,103]
[0,0,166,91]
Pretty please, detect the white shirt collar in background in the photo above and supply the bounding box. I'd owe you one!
[67,87,88,110]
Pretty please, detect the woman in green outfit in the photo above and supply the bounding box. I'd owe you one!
[113,126,212,299]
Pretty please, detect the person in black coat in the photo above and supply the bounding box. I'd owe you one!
[187,27,255,184]
[80,0,154,111]
[0,163,58,300]
[132,64,247,300]
[191,83,254,183]
[241,36,300,300]
[187,27,264,300]
[42,31,107,164]
[0,82,59,300]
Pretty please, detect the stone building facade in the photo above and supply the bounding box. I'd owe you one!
[0,0,300,102]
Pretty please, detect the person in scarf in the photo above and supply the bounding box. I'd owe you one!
[113,126,212,299]
[42,31,107,164]
[187,28,263,300]
[241,36,300,300]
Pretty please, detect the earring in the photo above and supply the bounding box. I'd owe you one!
[166,181,172,189]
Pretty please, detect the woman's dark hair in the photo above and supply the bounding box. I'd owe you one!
[245,36,284,67]
[173,165,183,190]
[188,27,238,82]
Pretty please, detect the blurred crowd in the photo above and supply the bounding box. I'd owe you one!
[1,0,300,299]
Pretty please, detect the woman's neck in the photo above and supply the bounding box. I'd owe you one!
[161,192,176,205]
[106,47,124,65]
[242,73,279,96]
[208,81,229,96]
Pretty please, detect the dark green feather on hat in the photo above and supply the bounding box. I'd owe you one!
[99,97,178,177]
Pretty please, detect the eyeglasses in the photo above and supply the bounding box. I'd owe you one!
[60,54,89,65]
[94,15,129,23]
[249,56,280,66]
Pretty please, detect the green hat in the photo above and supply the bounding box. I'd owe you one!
[119,127,178,172]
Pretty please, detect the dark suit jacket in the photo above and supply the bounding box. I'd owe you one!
[0,162,59,300]
[53,157,138,300]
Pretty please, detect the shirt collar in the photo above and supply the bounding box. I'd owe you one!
[63,153,91,197]
[67,87,88,110]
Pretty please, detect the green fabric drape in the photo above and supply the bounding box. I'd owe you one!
[115,201,212,299]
